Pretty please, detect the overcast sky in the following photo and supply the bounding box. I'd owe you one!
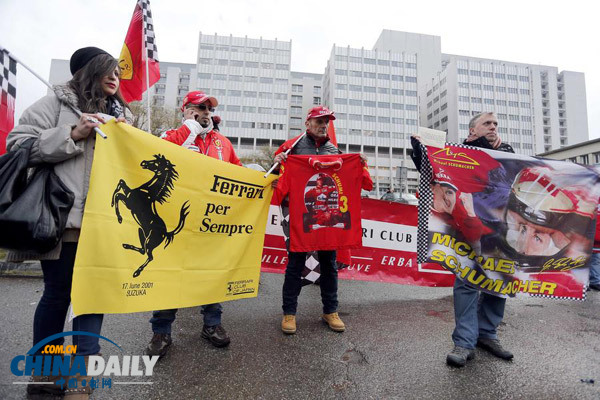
[2,0,598,139]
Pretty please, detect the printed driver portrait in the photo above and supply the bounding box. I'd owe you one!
[501,165,595,269]
[302,173,349,232]
[429,169,492,245]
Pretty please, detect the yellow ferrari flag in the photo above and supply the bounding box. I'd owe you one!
[71,121,276,315]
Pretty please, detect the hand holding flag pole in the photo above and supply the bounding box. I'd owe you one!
[0,45,108,139]
[263,132,306,178]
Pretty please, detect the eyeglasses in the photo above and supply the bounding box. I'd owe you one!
[190,104,215,112]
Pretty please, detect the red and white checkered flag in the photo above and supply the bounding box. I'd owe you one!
[0,46,17,155]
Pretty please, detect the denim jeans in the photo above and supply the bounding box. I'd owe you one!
[452,277,506,349]
[34,242,104,356]
[150,303,223,334]
[589,253,600,286]
[282,250,338,315]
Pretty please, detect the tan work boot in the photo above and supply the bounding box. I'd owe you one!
[281,315,297,334]
[64,355,94,400]
[322,312,345,332]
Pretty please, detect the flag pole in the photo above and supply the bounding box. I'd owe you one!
[143,23,152,133]
[263,131,306,178]
[1,46,108,139]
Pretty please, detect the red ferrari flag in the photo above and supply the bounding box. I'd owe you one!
[0,46,17,155]
[327,119,337,147]
[274,154,372,252]
[119,0,160,102]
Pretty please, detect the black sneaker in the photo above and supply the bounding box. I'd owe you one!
[145,333,172,357]
[477,338,513,360]
[201,324,231,348]
[446,345,475,367]
[589,283,600,291]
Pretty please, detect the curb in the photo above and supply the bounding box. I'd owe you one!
[0,261,42,278]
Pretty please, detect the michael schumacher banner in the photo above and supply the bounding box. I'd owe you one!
[417,142,600,300]
[262,198,455,287]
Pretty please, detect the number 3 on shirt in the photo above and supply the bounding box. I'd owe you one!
[339,196,348,213]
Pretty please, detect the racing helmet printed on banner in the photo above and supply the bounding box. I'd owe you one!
[504,166,595,258]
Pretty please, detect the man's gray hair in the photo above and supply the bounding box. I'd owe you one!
[469,112,496,129]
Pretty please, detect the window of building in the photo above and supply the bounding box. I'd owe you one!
[519,76,530,82]
[242,106,256,113]
[378,117,390,123]
[378,59,390,66]
[349,114,361,121]
[482,71,493,78]
[459,96,469,102]
[508,87,518,94]
[459,110,470,116]
[378,102,390,108]
[230,60,243,67]
[406,76,417,83]
[406,90,417,97]
[273,108,287,115]
[406,63,417,69]
[495,73,506,79]
[245,76,258,83]
[292,84,303,92]
[349,85,361,91]
[291,95,302,105]
[260,77,273,84]
[198,73,211,79]
[391,89,404,95]
[364,72,376,79]
[520,102,530,108]
[391,75,404,81]
[228,90,241,96]
[259,92,272,99]
[484,98,494,105]
[392,118,404,124]
[258,107,271,114]
[496,99,507,106]
[335,69,347,75]
[276,64,288,70]
[290,106,302,115]
[378,87,389,94]
[335,55,347,62]
[364,115,376,122]
[349,70,362,77]
[335,98,348,105]
[313,97,321,105]
[471,97,482,103]
[336,83,347,90]
[364,86,376,93]
[363,100,375,107]
[313,86,321,94]
[272,123,285,130]
[241,121,255,128]
[226,105,240,112]
[225,121,239,127]
[392,103,404,110]
[508,101,519,107]
[349,99,362,106]
[406,104,418,111]
[257,122,271,129]
[378,73,390,80]
[229,75,242,82]
[458,69,468,75]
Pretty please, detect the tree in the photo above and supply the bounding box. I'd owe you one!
[128,102,181,136]
[239,146,277,171]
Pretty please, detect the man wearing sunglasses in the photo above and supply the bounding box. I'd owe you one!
[147,91,242,358]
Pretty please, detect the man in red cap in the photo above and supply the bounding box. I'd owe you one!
[146,91,241,358]
[274,106,353,335]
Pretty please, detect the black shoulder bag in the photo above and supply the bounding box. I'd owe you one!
[0,138,74,253]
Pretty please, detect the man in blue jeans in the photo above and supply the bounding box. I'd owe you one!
[412,112,515,367]
[146,91,239,356]
[446,112,515,367]
[273,106,346,334]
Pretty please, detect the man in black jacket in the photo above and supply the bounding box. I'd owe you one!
[446,112,515,367]
[412,112,515,367]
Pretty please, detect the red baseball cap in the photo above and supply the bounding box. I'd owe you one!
[181,91,218,111]
[306,106,336,121]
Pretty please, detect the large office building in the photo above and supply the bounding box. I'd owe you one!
[48,30,589,195]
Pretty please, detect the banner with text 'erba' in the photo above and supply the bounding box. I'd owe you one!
[71,121,276,315]
[417,142,600,300]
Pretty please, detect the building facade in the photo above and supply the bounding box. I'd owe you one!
[48,30,589,195]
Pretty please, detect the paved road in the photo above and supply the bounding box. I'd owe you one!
[0,274,599,399]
